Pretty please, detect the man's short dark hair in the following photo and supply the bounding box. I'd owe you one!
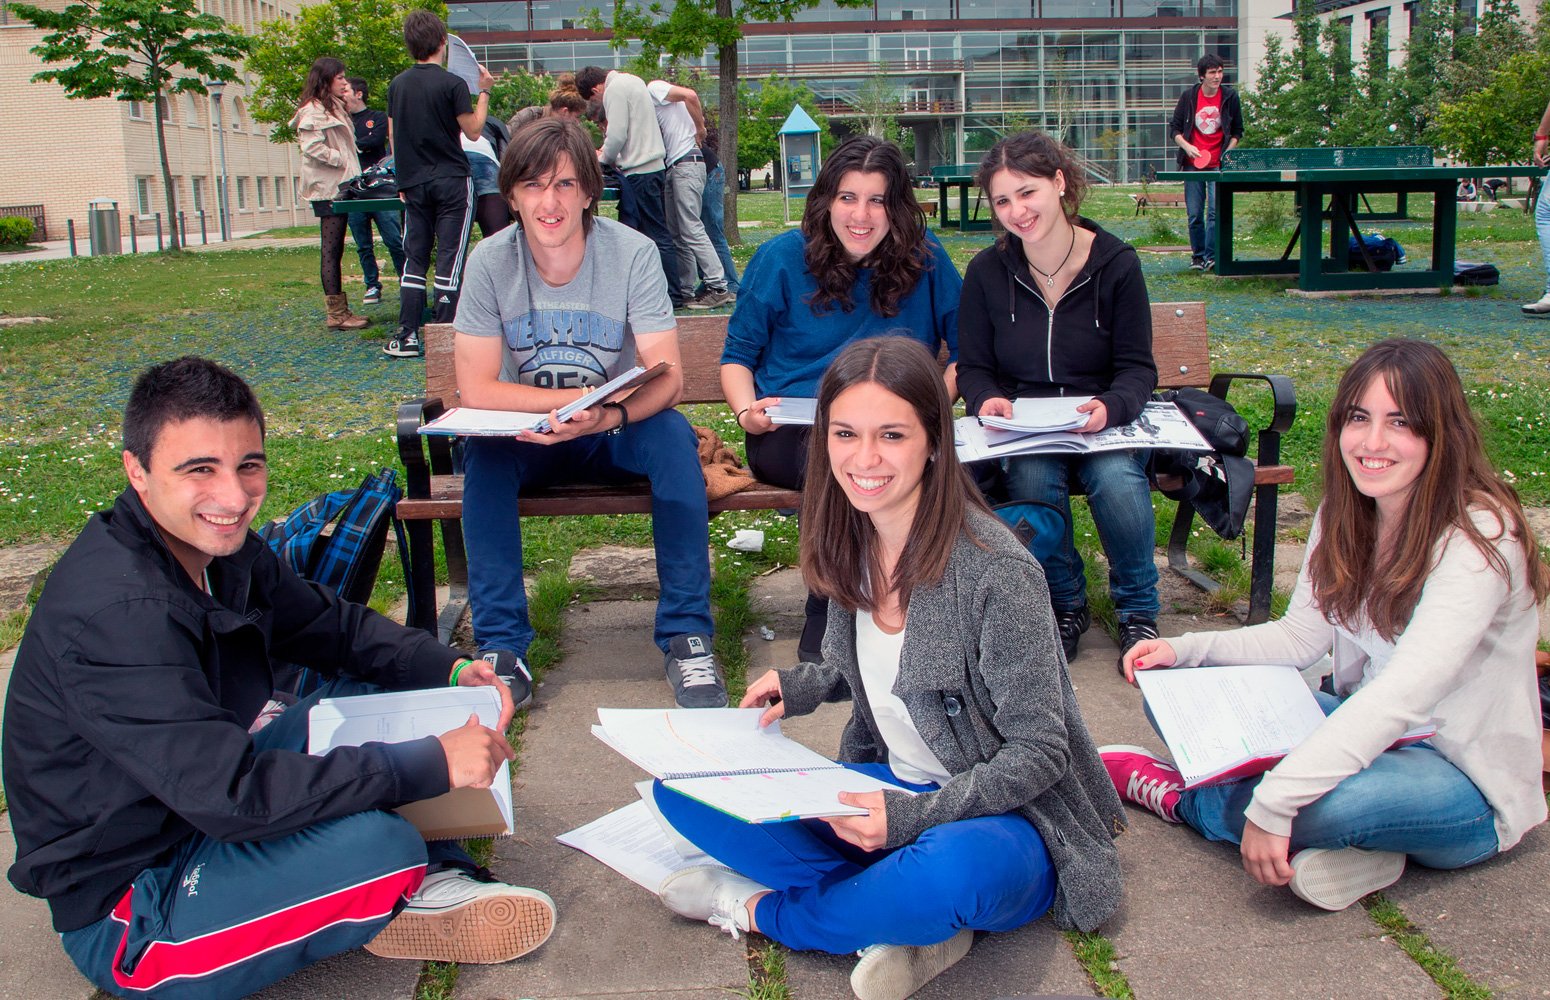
[123,357,266,468]
[498,118,605,235]
[348,76,368,103]
[575,66,608,100]
[1197,53,1226,77]
[404,10,447,62]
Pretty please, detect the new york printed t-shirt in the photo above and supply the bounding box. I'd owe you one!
[1193,88,1225,168]
[454,217,676,388]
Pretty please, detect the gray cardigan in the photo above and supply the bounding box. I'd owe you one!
[778,506,1126,932]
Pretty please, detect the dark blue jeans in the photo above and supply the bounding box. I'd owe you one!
[347,209,405,292]
[653,762,1056,954]
[60,677,472,1000]
[461,409,713,656]
[1184,178,1217,261]
[1004,449,1159,620]
[700,163,740,295]
[618,168,684,306]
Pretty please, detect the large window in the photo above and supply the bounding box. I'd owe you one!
[236,177,248,210]
[136,177,153,216]
[877,0,950,20]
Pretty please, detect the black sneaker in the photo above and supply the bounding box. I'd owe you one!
[1117,616,1160,675]
[479,649,533,710]
[384,328,423,358]
[665,633,728,708]
[1201,257,1216,272]
[1188,256,1205,271]
[1054,605,1090,662]
[362,285,382,305]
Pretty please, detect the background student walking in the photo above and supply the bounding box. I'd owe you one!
[1169,53,1242,272]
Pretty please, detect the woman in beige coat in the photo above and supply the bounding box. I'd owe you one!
[290,57,369,331]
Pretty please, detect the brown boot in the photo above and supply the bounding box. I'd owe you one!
[324,293,371,331]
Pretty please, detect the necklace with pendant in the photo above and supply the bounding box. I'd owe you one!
[1029,225,1077,288]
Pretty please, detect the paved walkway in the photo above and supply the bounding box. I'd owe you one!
[0,226,306,265]
[2,550,1548,999]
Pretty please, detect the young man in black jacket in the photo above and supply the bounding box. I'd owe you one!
[1168,53,1243,271]
[345,77,405,306]
[2,358,554,1000]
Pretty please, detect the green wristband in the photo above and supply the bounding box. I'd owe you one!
[449,659,471,686]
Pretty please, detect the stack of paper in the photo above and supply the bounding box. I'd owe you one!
[977,397,1093,435]
[556,782,725,894]
[764,398,817,426]
[419,362,670,437]
[955,400,1213,462]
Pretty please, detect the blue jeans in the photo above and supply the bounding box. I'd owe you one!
[347,209,405,292]
[653,762,1056,954]
[700,164,740,295]
[617,169,684,306]
[1174,691,1501,870]
[1536,169,1550,295]
[60,678,472,1000]
[1003,449,1158,620]
[461,409,713,656]
[1184,178,1217,261]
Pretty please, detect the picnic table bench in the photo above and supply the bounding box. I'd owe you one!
[393,303,1295,640]
[1130,191,1186,216]
[1157,146,1542,291]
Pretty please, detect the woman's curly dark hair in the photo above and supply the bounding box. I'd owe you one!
[800,136,931,319]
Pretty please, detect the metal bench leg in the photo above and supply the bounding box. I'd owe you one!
[405,518,438,636]
[1167,499,1222,597]
[437,516,469,646]
[1248,483,1278,625]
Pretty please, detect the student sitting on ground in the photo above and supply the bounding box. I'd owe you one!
[654,336,1124,1000]
[721,135,961,662]
[1104,338,1550,910]
[2,357,553,1000]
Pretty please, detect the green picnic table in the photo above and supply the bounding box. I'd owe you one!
[331,188,619,217]
[1157,146,1539,292]
[928,164,991,232]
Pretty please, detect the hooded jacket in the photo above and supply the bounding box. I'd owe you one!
[3,489,458,931]
[956,218,1157,426]
[1168,83,1244,170]
[292,99,361,203]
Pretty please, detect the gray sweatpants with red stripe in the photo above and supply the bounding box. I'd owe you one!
[61,679,473,1000]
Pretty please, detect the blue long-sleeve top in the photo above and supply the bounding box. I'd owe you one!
[720,228,961,398]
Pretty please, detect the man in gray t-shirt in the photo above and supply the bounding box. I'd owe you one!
[453,117,726,710]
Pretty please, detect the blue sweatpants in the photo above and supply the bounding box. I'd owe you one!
[462,408,713,656]
[61,679,473,1000]
[653,762,1057,954]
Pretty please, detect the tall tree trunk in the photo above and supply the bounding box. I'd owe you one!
[154,83,182,250]
[717,0,738,245]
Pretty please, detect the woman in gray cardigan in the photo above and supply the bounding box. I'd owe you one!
[653,336,1125,1000]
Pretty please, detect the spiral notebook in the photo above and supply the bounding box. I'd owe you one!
[592,707,915,823]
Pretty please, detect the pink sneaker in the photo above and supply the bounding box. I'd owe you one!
[1099,745,1184,823]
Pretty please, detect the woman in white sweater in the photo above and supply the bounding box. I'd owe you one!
[1102,338,1549,910]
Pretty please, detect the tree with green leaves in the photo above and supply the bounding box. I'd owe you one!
[1243,0,1339,148]
[248,0,446,143]
[1436,48,1550,165]
[488,69,555,127]
[854,71,910,152]
[9,0,251,250]
[585,0,869,239]
[736,76,829,187]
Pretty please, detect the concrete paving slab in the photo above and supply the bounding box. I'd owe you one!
[551,601,676,686]
[455,802,746,1000]
[0,814,95,1000]
[784,919,1094,999]
[1384,824,1550,997]
[246,949,419,1000]
[516,678,675,808]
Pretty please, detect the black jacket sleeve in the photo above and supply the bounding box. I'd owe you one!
[1169,87,1195,141]
[1225,88,1245,140]
[1096,250,1157,426]
[955,253,1004,416]
[355,109,389,157]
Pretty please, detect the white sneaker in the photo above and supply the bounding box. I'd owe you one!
[365,869,556,963]
[1523,293,1550,314]
[658,864,768,939]
[850,928,975,1000]
[1287,847,1406,911]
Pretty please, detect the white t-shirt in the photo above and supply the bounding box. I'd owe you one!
[855,611,951,786]
[646,79,698,165]
[461,133,498,163]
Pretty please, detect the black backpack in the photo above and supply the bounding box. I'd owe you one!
[1150,388,1255,541]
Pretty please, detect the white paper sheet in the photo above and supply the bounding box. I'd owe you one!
[664,767,908,823]
[765,398,817,426]
[978,396,1093,434]
[955,401,1213,462]
[445,34,481,94]
[555,800,721,893]
[419,407,551,436]
[595,707,840,779]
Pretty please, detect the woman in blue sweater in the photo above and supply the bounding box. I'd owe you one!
[721,136,961,660]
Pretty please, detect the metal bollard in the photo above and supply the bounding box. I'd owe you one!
[199,210,208,245]
[155,214,163,251]
[178,211,187,248]
[67,218,77,257]
[130,220,138,254]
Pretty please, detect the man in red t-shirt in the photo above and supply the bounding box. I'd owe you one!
[1168,54,1243,271]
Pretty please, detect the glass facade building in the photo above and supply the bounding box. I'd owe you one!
[449,0,1239,180]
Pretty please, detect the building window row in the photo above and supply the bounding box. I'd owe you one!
[133,175,294,218]
[127,95,249,130]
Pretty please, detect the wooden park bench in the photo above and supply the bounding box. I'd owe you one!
[394,303,1295,640]
[1130,191,1186,216]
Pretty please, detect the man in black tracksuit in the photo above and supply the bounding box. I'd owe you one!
[1168,53,1243,271]
[2,358,553,1000]
[385,10,493,358]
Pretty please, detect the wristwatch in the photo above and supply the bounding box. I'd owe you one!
[602,402,628,436]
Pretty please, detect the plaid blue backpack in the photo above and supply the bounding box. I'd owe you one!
[261,469,415,694]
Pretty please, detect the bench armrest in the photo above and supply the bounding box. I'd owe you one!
[1208,372,1296,466]
[396,396,448,499]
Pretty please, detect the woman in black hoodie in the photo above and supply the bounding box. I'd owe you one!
[957,131,1159,668]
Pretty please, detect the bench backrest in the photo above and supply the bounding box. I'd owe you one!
[1221,145,1432,172]
[421,300,1211,405]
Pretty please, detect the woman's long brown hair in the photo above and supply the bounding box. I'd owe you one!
[800,337,989,615]
[1310,338,1550,639]
[299,57,347,120]
[800,136,932,320]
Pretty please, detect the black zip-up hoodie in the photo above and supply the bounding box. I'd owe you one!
[957,217,1157,426]
[3,489,459,931]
